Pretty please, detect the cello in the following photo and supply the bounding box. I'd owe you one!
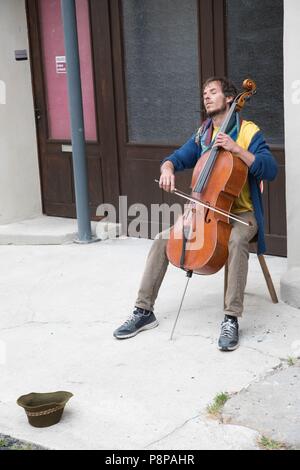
[166,78,257,276]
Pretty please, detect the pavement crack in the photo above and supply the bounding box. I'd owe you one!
[0,320,72,331]
[242,344,283,362]
[219,361,286,417]
[144,413,200,449]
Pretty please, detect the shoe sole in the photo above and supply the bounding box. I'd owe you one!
[218,342,239,351]
[113,320,159,339]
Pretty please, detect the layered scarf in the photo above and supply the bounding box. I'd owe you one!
[195,112,242,155]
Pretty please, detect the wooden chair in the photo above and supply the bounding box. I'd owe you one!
[223,234,279,309]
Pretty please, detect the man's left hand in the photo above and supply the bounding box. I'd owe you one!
[213,132,241,154]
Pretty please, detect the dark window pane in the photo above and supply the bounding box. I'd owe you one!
[122,0,201,145]
[226,0,284,145]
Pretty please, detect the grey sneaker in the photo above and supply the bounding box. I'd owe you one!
[113,308,159,339]
[218,316,239,351]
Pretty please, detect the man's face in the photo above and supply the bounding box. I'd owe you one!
[203,81,232,118]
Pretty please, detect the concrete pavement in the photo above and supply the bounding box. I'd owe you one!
[0,226,299,450]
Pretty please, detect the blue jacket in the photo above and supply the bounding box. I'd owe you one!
[161,131,278,254]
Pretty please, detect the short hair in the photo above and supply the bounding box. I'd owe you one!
[202,76,238,99]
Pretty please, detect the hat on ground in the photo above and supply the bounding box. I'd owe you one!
[17,391,73,428]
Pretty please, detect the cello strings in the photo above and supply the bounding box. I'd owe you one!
[172,187,250,226]
[193,102,237,193]
[154,180,250,226]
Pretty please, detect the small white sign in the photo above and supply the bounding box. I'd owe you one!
[61,144,72,153]
[56,56,67,74]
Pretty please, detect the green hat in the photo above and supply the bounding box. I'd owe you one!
[17,391,73,428]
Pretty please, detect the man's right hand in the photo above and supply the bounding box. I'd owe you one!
[159,162,175,192]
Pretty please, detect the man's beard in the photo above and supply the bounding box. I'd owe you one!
[206,100,227,118]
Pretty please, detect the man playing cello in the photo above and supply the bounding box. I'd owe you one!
[113,77,278,351]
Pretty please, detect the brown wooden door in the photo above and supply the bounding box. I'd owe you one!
[27,0,286,256]
[26,0,120,218]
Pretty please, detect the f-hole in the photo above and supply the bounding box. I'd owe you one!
[204,205,211,224]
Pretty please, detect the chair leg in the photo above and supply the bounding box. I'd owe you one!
[223,261,228,310]
[257,254,279,303]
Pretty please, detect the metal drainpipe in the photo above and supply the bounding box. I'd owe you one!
[61,0,95,243]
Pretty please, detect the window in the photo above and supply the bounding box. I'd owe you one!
[226,0,284,145]
[122,0,201,144]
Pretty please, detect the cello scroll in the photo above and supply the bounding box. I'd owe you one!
[235,78,257,112]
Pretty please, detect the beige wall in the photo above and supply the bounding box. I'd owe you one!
[280,0,300,308]
[0,0,42,224]
[284,0,300,268]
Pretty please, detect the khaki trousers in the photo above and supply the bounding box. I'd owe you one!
[135,211,258,317]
